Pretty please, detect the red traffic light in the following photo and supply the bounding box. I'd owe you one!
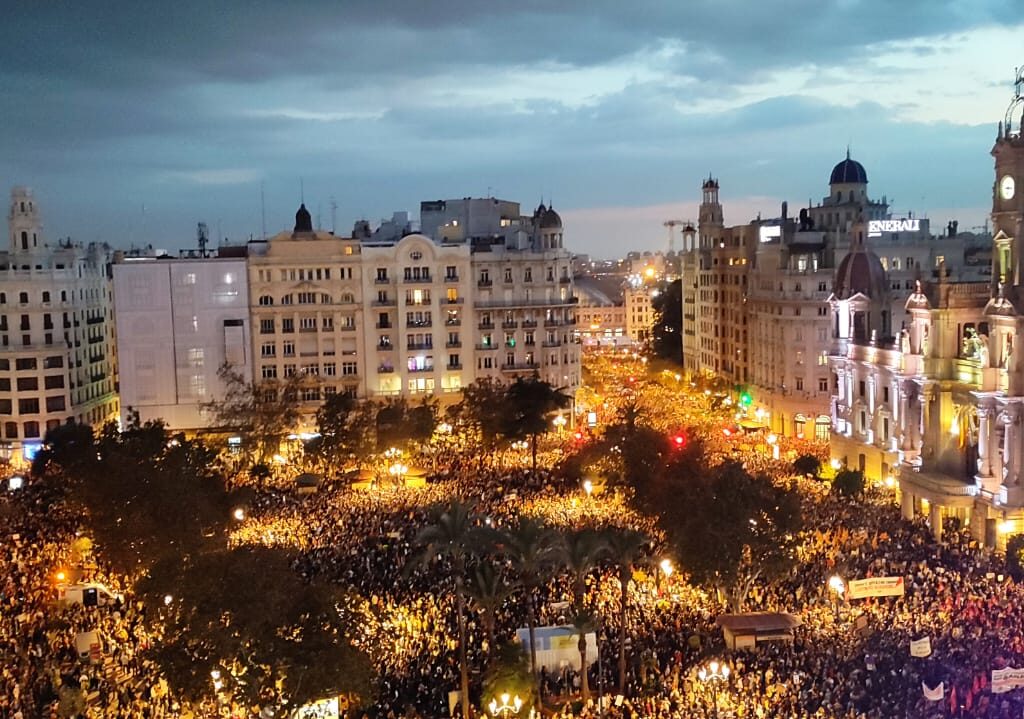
[673,434,686,447]
[574,431,584,441]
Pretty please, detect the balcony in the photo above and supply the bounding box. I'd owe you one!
[340,324,356,332]
[475,343,497,351]
[478,278,493,287]
[444,274,460,283]
[474,296,579,309]
[376,322,392,330]
[445,341,462,348]
[560,277,572,284]
[377,343,394,351]
[374,277,392,285]
[299,327,317,333]
[377,365,395,373]
[372,299,396,307]
[445,319,461,327]
[501,362,540,371]
[501,320,518,329]
[447,363,463,370]
[443,297,464,305]
[542,340,561,347]
[405,298,432,306]
[408,365,435,373]
[521,320,538,329]
[87,316,104,325]
[544,319,559,327]
[478,321,495,330]
[407,342,434,351]
[404,275,433,284]
[406,320,433,328]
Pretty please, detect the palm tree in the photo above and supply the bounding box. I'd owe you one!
[494,517,560,707]
[603,527,651,692]
[465,561,516,666]
[406,501,476,719]
[556,528,611,702]
[502,376,570,472]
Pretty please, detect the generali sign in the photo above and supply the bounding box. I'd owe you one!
[868,219,920,237]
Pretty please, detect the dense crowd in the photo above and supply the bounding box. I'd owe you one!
[7,406,1024,718]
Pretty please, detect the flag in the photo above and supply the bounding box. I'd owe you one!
[949,685,957,712]
[922,682,944,701]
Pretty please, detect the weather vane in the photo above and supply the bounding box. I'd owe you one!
[1005,65,1024,136]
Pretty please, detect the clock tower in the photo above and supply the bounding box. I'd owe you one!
[991,67,1024,300]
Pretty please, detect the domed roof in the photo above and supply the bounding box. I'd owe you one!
[294,203,313,233]
[830,151,868,185]
[834,245,887,300]
[539,205,562,229]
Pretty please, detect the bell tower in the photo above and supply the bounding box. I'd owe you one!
[8,186,42,254]
[698,176,723,250]
[991,67,1024,301]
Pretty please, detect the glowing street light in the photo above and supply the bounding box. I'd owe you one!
[488,693,523,717]
[210,669,224,692]
[698,660,730,719]
[828,575,846,618]
[583,479,594,497]
[553,414,567,433]
[164,594,173,606]
[659,558,674,577]
[232,507,246,522]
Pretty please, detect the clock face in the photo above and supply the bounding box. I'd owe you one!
[1001,174,1016,201]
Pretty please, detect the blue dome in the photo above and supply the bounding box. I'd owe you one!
[830,155,868,185]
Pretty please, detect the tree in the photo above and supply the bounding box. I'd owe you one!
[139,546,374,708]
[555,528,610,701]
[31,421,97,479]
[503,375,570,472]
[638,460,802,612]
[650,278,683,364]
[793,454,822,478]
[603,527,651,691]
[375,396,439,451]
[457,377,509,453]
[203,362,301,465]
[833,468,866,498]
[406,502,477,719]
[465,561,516,666]
[1007,534,1024,581]
[493,517,560,706]
[305,393,375,471]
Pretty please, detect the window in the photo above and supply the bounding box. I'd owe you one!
[322,316,333,330]
[300,317,317,331]
[342,362,358,376]
[376,268,388,281]
[448,354,460,368]
[16,377,38,391]
[504,268,513,283]
[15,358,36,371]
[261,343,276,357]
[283,341,295,357]
[524,268,533,282]
[261,365,278,379]
[259,295,274,306]
[324,362,337,376]
[282,318,295,333]
[260,319,275,334]
[18,398,40,414]
[45,396,66,412]
[445,265,458,280]
[23,421,40,439]
[19,292,28,303]
[795,377,804,391]
[283,364,297,377]
[298,292,316,304]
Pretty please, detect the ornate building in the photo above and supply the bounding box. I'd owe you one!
[0,188,118,463]
[828,69,1024,546]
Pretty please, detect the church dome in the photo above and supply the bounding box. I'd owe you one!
[830,153,868,185]
[834,245,887,300]
[540,206,562,229]
[294,203,313,233]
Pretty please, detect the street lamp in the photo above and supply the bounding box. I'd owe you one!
[488,693,523,717]
[553,414,567,433]
[388,462,408,485]
[698,660,730,719]
[232,507,246,522]
[828,575,845,618]
[583,479,593,497]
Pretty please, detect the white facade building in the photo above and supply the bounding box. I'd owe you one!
[0,187,118,462]
[113,253,251,431]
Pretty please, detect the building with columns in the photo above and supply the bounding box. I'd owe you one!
[0,188,118,463]
[828,71,1024,546]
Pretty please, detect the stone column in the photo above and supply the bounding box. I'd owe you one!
[900,489,915,520]
[920,383,936,460]
[977,403,993,478]
[899,382,913,451]
[929,502,943,543]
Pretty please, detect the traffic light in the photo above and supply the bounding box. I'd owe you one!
[739,391,753,407]
[672,433,687,448]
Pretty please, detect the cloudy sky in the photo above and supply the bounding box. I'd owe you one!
[1,1,1019,257]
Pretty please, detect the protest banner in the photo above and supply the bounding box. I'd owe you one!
[991,667,1024,694]
[922,682,944,701]
[847,576,905,599]
[910,637,932,657]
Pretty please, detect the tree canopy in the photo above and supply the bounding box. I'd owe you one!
[650,278,683,364]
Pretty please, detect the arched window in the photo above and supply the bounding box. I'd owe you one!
[20,231,28,250]
[19,292,28,303]
[280,294,293,305]
[258,295,274,306]
[340,292,355,303]
[815,415,831,441]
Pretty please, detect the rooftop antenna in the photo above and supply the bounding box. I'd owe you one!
[260,181,267,240]
[330,196,338,234]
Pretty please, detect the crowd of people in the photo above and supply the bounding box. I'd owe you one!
[7,374,1024,718]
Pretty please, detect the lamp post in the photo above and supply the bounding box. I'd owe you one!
[583,479,594,497]
[828,575,845,619]
[698,660,730,719]
[553,414,567,434]
[487,693,523,717]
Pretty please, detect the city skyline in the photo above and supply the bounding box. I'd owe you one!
[1,1,1019,256]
